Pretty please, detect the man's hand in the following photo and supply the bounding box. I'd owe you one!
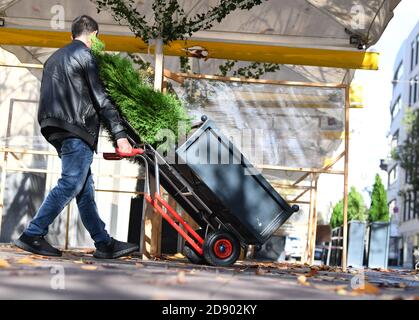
[116,138,132,154]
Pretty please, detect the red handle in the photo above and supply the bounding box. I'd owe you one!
[103,148,144,160]
[115,148,144,157]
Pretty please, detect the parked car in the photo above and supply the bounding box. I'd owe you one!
[314,247,323,261]
[284,236,304,261]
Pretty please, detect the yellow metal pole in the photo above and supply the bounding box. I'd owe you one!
[0,28,380,70]
[309,177,319,265]
[342,86,350,272]
[304,175,314,264]
[0,151,8,236]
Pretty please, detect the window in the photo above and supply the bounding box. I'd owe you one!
[404,191,419,222]
[416,75,419,104]
[410,78,415,105]
[388,165,398,186]
[391,130,399,158]
[391,96,402,119]
[415,191,419,219]
[412,41,416,71]
[408,193,412,221]
[391,130,399,149]
[404,146,419,184]
[388,199,396,219]
[406,165,411,183]
[416,35,419,66]
[393,62,403,83]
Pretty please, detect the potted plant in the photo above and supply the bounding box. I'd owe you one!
[367,174,390,269]
[329,187,367,268]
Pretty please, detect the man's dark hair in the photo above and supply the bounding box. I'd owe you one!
[71,15,99,39]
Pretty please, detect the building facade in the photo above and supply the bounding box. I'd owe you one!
[387,21,419,269]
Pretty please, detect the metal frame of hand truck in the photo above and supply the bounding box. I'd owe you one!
[103,121,230,259]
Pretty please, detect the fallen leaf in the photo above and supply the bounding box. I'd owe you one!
[0,259,11,269]
[234,268,246,274]
[313,284,348,292]
[81,265,98,271]
[215,276,229,282]
[16,257,38,266]
[255,267,266,276]
[174,253,185,259]
[29,255,46,260]
[297,275,310,286]
[353,283,380,295]
[336,288,348,295]
[305,268,318,278]
[318,265,332,271]
[73,259,84,264]
[73,259,94,265]
[177,271,186,284]
[372,268,392,273]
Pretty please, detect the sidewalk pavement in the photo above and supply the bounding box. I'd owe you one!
[0,243,418,300]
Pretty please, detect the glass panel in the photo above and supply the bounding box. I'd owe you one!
[171,78,345,182]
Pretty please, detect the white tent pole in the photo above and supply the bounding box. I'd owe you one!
[153,38,164,92]
[342,85,350,272]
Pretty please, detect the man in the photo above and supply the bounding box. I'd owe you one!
[14,15,139,259]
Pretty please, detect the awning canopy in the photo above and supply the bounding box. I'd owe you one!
[0,0,400,83]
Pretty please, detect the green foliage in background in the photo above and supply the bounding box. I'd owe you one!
[393,108,419,200]
[330,187,367,229]
[179,56,192,73]
[368,174,389,222]
[91,37,191,145]
[330,200,344,229]
[218,59,281,79]
[94,0,267,44]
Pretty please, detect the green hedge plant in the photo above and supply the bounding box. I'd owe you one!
[330,186,367,229]
[368,174,390,223]
[91,36,191,146]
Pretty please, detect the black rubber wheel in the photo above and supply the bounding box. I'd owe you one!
[183,229,206,265]
[203,230,241,267]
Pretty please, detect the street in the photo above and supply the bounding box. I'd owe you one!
[0,244,417,300]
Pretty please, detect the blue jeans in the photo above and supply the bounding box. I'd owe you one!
[25,138,111,245]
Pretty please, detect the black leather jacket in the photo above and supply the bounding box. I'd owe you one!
[38,39,126,152]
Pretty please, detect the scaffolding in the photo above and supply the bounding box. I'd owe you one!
[164,72,352,267]
[0,63,353,268]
